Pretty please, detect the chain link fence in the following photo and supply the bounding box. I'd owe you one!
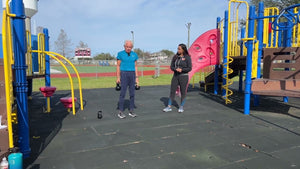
[50,57,172,78]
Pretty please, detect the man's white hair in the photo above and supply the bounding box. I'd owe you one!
[124,40,133,46]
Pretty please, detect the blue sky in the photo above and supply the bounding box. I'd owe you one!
[2,0,249,57]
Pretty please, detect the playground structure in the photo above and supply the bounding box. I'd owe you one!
[0,0,84,159]
[0,0,300,164]
[188,0,300,115]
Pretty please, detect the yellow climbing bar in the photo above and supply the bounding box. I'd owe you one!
[5,0,15,18]
[47,53,76,115]
[228,0,249,57]
[46,51,83,111]
[2,9,14,148]
[26,30,33,76]
[241,37,258,79]
[263,7,279,48]
[223,0,249,104]
[31,50,84,114]
[32,50,77,114]
[293,8,300,47]
[37,33,46,75]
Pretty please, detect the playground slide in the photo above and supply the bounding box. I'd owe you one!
[188,29,220,83]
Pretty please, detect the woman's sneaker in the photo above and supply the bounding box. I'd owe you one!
[178,106,184,113]
[129,111,137,117]
[118,111,126,119]
[163,106,172,112]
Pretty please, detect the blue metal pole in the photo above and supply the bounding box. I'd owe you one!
[257,2,264,80]
[44,28,50,87]
[285,21,292,47]
[44,28,51,109]
[278,30,282,47]
[214,17,221,94]
[283,22,288,46]
[222,10,229,97]
[11,0,31,157]
[244,6,256,115]
[239,27,245,93]
[253,2,264,106]
[283,17,293,103]
[285,22,292,43]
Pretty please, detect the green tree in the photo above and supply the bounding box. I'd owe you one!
[94,53,114,60]
[250,0,300,11]
[54,29,73,58]
[133,48,143,57]
[133,48,151,58]
[160,49,175,57]
[77,41,88,48]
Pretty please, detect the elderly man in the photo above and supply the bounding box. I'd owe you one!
[116,40,139,119]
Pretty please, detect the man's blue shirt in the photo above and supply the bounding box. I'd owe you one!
[117,50,138,71]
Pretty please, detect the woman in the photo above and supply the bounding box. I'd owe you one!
[163,43,192,113]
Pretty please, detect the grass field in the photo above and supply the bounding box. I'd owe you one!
[32,74,204,91]
[51,65,165,74]
[34,65,238,92]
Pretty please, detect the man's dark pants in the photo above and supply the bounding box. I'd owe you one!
[118,71,136,112]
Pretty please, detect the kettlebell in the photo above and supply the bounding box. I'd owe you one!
[97,110,103,119]
[135,83,140,90]
[115,83,121,91]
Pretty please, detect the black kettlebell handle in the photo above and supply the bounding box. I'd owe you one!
[115,83,121,91]
[135,83,140,90]
[98,110,103,119]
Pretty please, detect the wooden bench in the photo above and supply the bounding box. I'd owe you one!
[251,47,300,97]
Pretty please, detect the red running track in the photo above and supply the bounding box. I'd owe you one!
[50,66,173,78]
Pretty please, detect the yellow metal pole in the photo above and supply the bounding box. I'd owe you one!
[223,0,248,104]
[37,33,45,75]
[39,34,46,74]
[47,97,51,113]
[2,10,14,148]
[31,50,77,115]
[6,0,16,17]
[26,30,32,76]
[263,9,269,46]
[47,53,76,115]
[47,51,84,111]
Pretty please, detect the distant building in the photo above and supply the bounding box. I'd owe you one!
[148,52,168,61]
[73,48,92,61]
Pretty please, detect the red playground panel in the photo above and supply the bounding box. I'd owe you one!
[188,29,220,83]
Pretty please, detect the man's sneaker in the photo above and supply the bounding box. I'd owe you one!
[129,111,137,117]
[118,111,126,119]
[178,106,184,113]
[163,106,172,112]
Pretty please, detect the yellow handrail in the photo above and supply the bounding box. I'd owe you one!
[264,7,279,48]
[241,37,258,79]
[223,0,249,104]
[26,30,33,76]
[31,50,84,114]
[293,7,300,47]
[228,0,249,57]
[46,51,84,111]
[44,53,76,115]
[2,9,14,148]
[38,33,46,75]
[5,0,15,18]
[221,56,234,104]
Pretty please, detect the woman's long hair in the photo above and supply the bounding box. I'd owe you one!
[177,43,190,56]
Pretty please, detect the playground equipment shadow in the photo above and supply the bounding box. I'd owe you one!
[24,83,300,169]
